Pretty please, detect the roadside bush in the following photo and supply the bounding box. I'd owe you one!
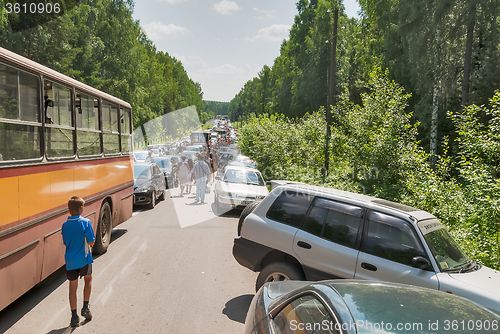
[238,71,500,268]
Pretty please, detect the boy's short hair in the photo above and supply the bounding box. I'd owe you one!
[68,196,85,214]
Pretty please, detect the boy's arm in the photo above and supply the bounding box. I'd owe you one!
[61,223,67,246]
[85,219,96,246]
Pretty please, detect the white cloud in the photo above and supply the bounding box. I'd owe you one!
[212,1,241,15]
[253,7,276,19]
[174,54,208,69]
[173,54,254,101]
[246,24,290,42]
[143,22,191,40]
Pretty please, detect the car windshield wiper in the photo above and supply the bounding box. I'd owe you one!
[456,259,474,273]
[460,260,481,273]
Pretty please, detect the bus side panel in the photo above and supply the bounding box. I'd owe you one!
[39,214,68,281]
[19,172,51,222]
[119,188,133,226]
[0,230,43,311]
[0,176,19,226]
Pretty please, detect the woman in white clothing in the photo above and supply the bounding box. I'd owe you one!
[176,155,191,196]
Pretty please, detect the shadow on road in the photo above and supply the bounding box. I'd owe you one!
[0,229,127,333]
[92,229,127,260]
[222,294,254,324]
[211,203,242,218]
[110,228,127,243]
[0,266,67,333]
[46,326,76,334]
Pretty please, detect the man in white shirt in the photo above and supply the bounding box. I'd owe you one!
[191,153,211,203]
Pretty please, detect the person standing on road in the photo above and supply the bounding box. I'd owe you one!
[176,155,191,197]
[192,153,211,203]
[61,196,95,327]
[186,157,195,194]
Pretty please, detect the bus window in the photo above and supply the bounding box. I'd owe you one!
[44,80,74,158]
[0,63,42,161]
[102,100,120,155]
[76,92,101,156]
[120,107,132,153]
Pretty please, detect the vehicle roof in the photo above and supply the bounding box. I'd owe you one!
[278,183,435,221]
[224,165,260,173]
[0,47,131,108]
[150,156,171,161]
[133,161,155,166]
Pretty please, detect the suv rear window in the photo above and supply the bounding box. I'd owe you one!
[266,191,314,228]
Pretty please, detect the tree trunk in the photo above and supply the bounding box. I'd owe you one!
[430,27,440,164]
[462,4,476,106]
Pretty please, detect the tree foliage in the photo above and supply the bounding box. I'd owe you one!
[239,69,500,268]
[0,0,204,132]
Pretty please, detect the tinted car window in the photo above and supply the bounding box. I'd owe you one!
[272,294,338,334]
[362,212,427,266]
[266,191,314,228]
[302,206,328,236]
[323,210,361,249]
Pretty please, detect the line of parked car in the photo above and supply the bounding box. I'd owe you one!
[234,181,500,333]
[132,142,210,209]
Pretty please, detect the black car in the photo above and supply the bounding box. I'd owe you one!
[133,161,167,209]
[217,152,235,169]
[149,157,178,189]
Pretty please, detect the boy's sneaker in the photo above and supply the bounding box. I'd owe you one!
[70,316,80,327]
[81,306,92,321]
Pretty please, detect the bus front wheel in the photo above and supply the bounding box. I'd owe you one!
[93,202,113,254]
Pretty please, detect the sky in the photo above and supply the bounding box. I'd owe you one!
[132,0,361,102]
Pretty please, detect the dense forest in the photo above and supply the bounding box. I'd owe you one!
[203,101,230,118]
[234,0,500,268]
[230,0,500,154]
[0,0,204,140]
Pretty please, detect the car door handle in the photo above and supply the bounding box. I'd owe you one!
[297,241,312,249]
[361,262,377,271]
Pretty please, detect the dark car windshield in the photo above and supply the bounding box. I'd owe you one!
[223,169,265,186]
[134,165,151,179]
[418,219,470,272]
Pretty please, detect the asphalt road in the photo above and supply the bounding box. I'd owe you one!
[0,187,258,334]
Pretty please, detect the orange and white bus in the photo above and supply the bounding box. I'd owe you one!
[0,47,134,311]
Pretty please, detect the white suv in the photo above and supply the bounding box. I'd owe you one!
[233,183,500,314]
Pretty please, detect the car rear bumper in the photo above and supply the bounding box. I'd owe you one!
[219,195,255,207]
[233,237,274,272]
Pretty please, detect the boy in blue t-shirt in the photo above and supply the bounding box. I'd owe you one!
[61,196,95,327]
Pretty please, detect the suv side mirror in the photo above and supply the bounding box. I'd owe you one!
[411,256,433,271]
[215,175,221,180]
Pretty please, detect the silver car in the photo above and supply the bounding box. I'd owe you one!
[214,165,268,214]
[233,183,500,314]
[246,280,500,334]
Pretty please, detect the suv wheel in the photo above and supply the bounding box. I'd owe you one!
[256,262,305,292]
[238,201,259,236]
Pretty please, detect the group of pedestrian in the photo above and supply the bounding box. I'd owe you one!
[176,153,213,203]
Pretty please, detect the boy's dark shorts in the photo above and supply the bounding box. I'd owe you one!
[66,264,92,281]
